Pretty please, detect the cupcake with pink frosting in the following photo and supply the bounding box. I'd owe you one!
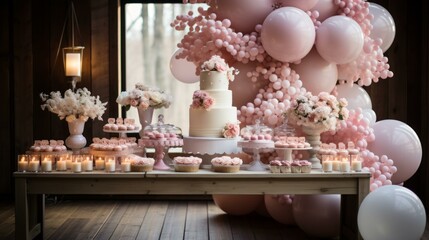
[299,160,312,173]
[173,156,202,172]
[129,156,155,172]
[269,160,282,173]
[211,156,243,173]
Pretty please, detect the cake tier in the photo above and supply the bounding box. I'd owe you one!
[203,90,232,107]
[183,137,239,154]
[200,71,229,90]
[189,107,237,137]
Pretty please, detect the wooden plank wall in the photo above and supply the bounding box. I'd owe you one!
[2,0,429,212]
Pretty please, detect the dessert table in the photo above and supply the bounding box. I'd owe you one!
[14,169,370,240]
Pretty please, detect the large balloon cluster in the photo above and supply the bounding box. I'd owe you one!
[170,1,424,238]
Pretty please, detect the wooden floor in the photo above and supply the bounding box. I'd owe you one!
[1,198,429,240]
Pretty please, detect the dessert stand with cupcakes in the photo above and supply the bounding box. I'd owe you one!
[103,117,141,138]
[237,120,275,171]
[138,114,183,170]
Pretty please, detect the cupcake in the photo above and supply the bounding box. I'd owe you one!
[130,157,155,172]
[269,160,282,173]
[211,156,242,173]
[291,161,301,173]
[280,161,291,173]
[173,156,202,172]
[300,160,312,173]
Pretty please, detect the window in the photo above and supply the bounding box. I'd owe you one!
[121,1,206,135]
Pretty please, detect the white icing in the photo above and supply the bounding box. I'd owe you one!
[190,107,237,137]
[200,71,229,90]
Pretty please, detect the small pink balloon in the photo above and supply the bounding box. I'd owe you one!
[316,16,364,64]
[261,7,315,62]
[230,62,270,108]
[310,0,339,21]
[212,0,273,33]
[336,83,372,110]
[274,0,319,11]
[293,194,341,238]
[212,195,263,215]
[367,120,422,184]
[169,49,199,83]
[292,47,338,95]
[264,195,296,225]
[369,3,396,52]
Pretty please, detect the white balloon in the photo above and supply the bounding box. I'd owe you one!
[362,109,376,126]
[336,83,372,110]
[369,3,396,53]
[169,49,199,84]
[358,185,426,240]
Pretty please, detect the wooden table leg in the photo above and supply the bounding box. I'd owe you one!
[15,178,30,240]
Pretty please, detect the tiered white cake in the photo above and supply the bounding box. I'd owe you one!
[183,55,239,154]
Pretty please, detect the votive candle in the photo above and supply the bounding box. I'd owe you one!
[66,157,73,170]
[95,157,105,170]
[322,160,333,172]
[41,156,53,172]
[72,156,82,173]
[121,159,131,172]
[351,160,362,172]
[82,155,93,172]
[332,160,341,171]
[28,156,40,172]
[105,158,115,172]
[17,155,29,172]
[56,158,67,171]
[340,161,350,172]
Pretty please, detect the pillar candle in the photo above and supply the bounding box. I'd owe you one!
[82,159,93,172]
[105,159,115,172]
[65,53,81,76]
[41,159,52,172]
[66,159,73,170]
[332,161,341,171]
[95,158,105,170]
[17,155,28,172]
[340,161,350,172]
[56,160,67,171]
[322,161,333,172]
[351,160,362,172]
[72,161,82,173]
[121,161,131,172]
[28,160,40,172]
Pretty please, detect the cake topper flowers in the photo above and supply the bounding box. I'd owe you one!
[116,83,172,111]
[40,88,107,122]
[201,55,238,81]
[286,91,349,131]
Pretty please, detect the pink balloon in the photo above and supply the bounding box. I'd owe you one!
[274,0,319,11]
[310,0,339,21]
[292,194,341,238]
[212,195,263,215]
[264,195,296,225]
[292,47,338,95]
[230,62,270,108]
[369,3,396,53]
[169,49,199,84]
[367,120,422,184]
[316,16,364,64]
[261,7,315,63]
[336,83,372,110]
[212,0,273,34]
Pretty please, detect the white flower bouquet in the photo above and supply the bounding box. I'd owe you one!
[286,91,349,131]
[201,55,238,81]
[40,88,107,122]
[116,83,172,111]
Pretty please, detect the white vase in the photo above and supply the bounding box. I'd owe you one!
[302,125,327,169]
[65,119,87,154]
[137,107,154,138]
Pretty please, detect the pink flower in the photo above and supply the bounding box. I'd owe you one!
[203,97,214,110]
[222,122,240,138]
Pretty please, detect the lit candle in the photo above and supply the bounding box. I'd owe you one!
[82,156,93,172]
[56,159,67,171]
[41,158,52,172]
[17,155,28,172]
[332,161,341,171]
[66,158,73,170]
[95,157,105,170]
[28,157,40,172]
[340,161,350,172]
[65,53,81,76]
[351,160,362,172]
[72,160,82,173]
[105,159,115,172]
[121,159,131,172]
[322,160,333,172]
